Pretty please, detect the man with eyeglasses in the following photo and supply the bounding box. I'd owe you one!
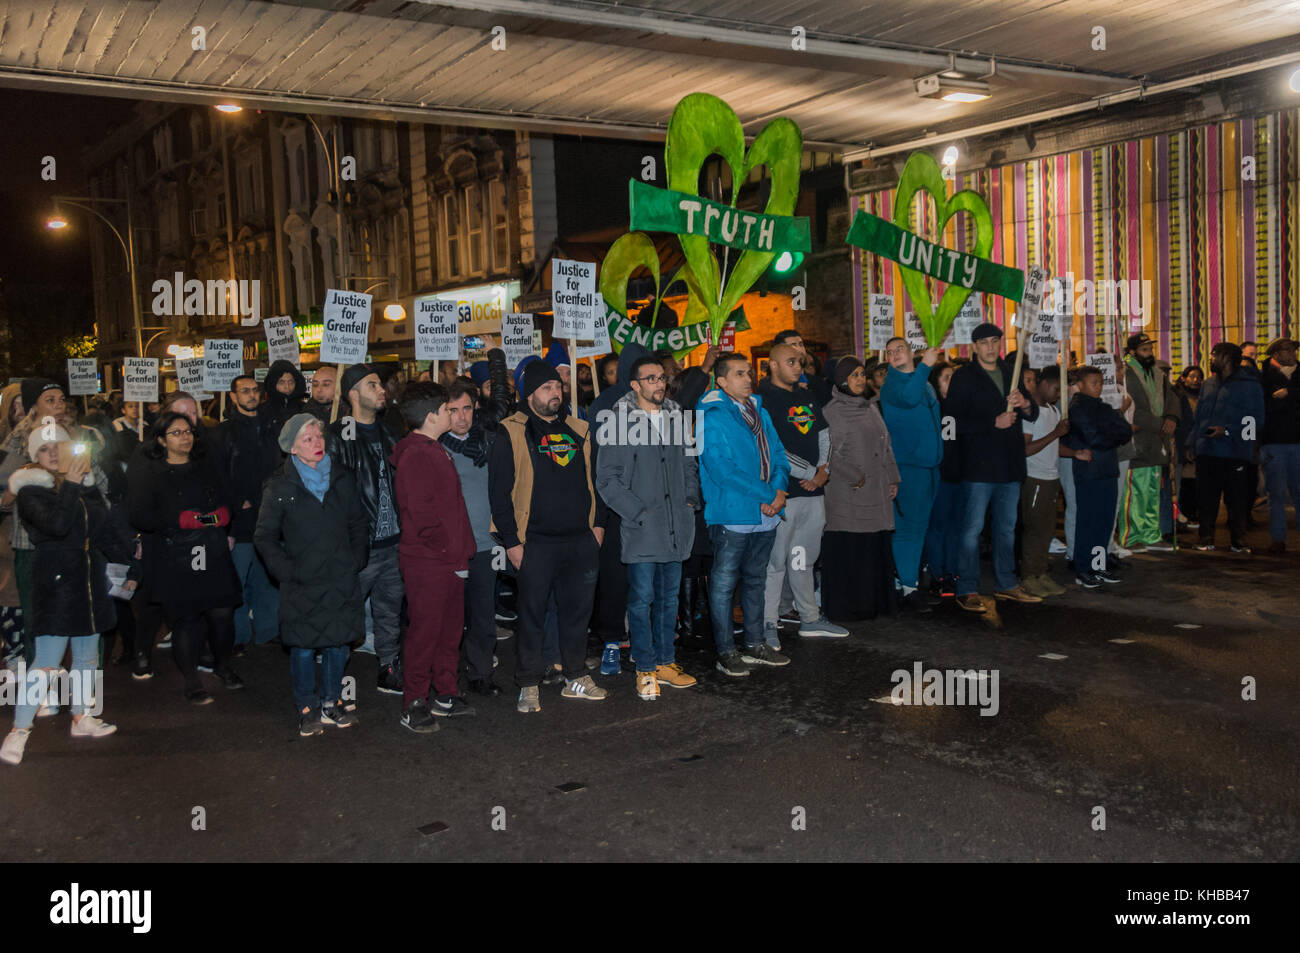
[212,374,284,652]
[595,355,702,700]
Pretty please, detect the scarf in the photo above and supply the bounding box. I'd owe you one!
[292,453,331,502]
[736,396,771,483]
[1125,355,1163,416]
[440,424,490,467]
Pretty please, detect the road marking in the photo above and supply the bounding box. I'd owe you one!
[1038,653,1068,660]
[871,695,901,705]
[1175,623,1202,629]
[1109,638,1135,644]
[416,821,449,836]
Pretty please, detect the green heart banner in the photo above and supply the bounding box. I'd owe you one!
[846,151,1026,347]
[629,180,810,255]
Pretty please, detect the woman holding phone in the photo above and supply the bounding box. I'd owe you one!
[127,411,243,704]
[1,426,135,765]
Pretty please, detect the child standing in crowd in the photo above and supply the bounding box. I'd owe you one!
[392,382,477,730]
[1062,367,1135,588]
[1019,368,1071,597]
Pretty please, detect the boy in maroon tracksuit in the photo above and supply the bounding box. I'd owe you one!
[390,382,477,732]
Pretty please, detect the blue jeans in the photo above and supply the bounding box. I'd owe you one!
[626,561,683,671]
[289,645,349,712]
[1261,443,1300,542]
[232,541,280,645]
[707,526,777,654]
[925,480,964,579]
[957,481,1020,596]
[14,634,100,730]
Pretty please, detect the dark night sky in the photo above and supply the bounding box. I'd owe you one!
[0,89,136,289]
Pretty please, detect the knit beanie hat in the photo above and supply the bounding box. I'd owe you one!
[29,424,71,461]
[339,363,375,398]
[22,378,62,413]
[469,361,491,386]
[833,357,863,388]
[278,413,321,452]
[520,358,562,399]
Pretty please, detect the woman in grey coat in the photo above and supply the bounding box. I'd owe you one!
[821,357,900,621]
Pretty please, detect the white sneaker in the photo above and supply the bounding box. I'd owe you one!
[1,728,30,765]
[70,715,117,738]
[1110,544,1133,559]
[516,685,541,713]
[1049,538,1067,554]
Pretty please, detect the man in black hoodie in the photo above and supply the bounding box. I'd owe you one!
[264,359,307,435]
[947,322,1041,611]
[212,375,284,651]
[490,359,607,714]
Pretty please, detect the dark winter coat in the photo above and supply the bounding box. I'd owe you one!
[12,468,134,637]
[1063,393,1135,481]
[210,404,284,540]
[1189,365,1266,461]
[946,357,1039,483]
[1260,360,1300,445]
[254,459,369,649]
[126,453,242,617]
[326,415,399,546]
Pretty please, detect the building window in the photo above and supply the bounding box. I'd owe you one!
[443,191,462,280]
[489,179,508,271]
[191,196,208,237]
[216,193,227,231]
[465,185,485,275]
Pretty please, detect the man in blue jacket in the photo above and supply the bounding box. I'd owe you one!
[1190,341,1266,552]
[879,339,942,612]
[697,353,791,677]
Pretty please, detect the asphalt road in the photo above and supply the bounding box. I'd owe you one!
[2,519,1296,863]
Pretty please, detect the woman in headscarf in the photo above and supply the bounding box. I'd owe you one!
[820,357,900,622]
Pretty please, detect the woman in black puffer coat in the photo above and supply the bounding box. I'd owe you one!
[127,412,243,705]
[1,426,135,766]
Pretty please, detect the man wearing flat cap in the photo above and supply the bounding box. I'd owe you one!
[1260,337,1300,552]
[946,322,1041,611]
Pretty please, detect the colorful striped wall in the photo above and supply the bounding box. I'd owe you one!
[859,109,1300,370]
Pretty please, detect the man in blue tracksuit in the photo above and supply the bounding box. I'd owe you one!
[1189,341,1266,551]
[879,338,942,612]
[697,353,791,678]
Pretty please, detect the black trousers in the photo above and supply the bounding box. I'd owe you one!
[170,606,235,694]
[515,533,600,687]
[461,548,498,683]
[589,510,627,648]
[1196,456,1250,546]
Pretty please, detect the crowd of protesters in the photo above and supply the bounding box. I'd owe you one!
[0,324,1295,764]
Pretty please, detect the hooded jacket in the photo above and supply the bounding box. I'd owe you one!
[210,402,283,541]
[1063,393,1135,481]
[696,387,790,526]
[11,467,135,637]
[879,363,942,469]
[1189,364,1266,461]
[594,390,700,563]
[263,360,307,435]
[391,430,476,569]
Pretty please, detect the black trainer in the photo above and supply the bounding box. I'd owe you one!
[377,662,403,695]
[1075,570,1101,589]
[1094,568,1122,584]
[299,706,324,737]
[131,654,153,681]
[401,699,439,734]
[216,668,245,690]
[540,665,565,687]
[430,694,475,717]
[197,654,215,673]
[320,703,358,728]
[468,678,503,697]
[186,688,214,706]
[903,589,934,613]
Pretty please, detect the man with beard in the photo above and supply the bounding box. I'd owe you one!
[1189,342,1265,551]
[490,360,607,713]
[1259,338,1300,552]
[327,364,404,693]
[595,355,701,700]
[303,366,337,423]
[1118,333,1180,552]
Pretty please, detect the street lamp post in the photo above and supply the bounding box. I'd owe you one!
[47,194,144,358]
[305,115,347,288]
[216,108,240,320]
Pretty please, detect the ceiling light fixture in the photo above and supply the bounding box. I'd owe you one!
[915,74,991,103]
